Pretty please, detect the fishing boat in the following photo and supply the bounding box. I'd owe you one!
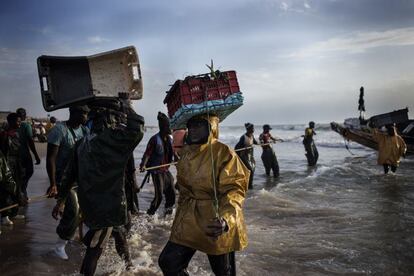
[331,108,414,155]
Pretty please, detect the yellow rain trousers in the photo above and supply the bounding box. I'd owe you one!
[169,115,250,255]
[373,130,407,166]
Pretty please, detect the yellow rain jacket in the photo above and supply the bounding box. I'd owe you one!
[169,115,250,255]
[373,129,407,166]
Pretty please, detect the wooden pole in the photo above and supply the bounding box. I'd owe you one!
[0,194,49,214]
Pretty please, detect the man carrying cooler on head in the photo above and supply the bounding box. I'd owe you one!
[59,98,144,275]
[158,114,250,276]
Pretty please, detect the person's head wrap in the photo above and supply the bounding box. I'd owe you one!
[309,121,315,128]
[16,108,26,119]
[7,113,20,125]
[263,124,272,130]
[386,124,396,136]
[245,123,254,131]
[158,112,171,133]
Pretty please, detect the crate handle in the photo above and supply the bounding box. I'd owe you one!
[40,76,49,92]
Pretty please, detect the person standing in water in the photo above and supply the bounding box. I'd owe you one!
[158,114,250,276]
[139,112,175,216]
[372,124,407,174]
[303,121,319,166]
[235,123,258,189]
[259,124,282,177]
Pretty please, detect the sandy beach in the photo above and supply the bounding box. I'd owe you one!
[0,142,85,275]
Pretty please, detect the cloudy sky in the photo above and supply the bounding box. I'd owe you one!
[1,0,414,125]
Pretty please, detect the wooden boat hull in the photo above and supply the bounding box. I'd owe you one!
[330,122,414,155]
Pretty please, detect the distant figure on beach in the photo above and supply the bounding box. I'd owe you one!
[158,114,250,276]
[303,121,319,166]
[235,123,259,189]
[0,150,27,234]
[139,112,175,216]
[372,124,407,174]
[16,108,41,200]
[259,124,282,177]
[60,99,144,275]
[45,116,57,134]
[0,113,27,225]
[47,105,89,260]
[358,86,365,123]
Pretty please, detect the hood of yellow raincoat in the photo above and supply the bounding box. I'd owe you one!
[373,129,407,165]
[170,114,250,255]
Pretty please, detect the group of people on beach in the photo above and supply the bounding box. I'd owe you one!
[0,108,42,232]
[234,121,319,189]
[39,98,249,276]
[0,97,408,276]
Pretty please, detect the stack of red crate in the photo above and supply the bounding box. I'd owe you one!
[164,71,240,118]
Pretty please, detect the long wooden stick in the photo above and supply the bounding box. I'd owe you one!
[0,194,49,213]
[142,142,275,171]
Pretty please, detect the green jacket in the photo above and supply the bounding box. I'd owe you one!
[60,111,144,229]
[0,151,17,196]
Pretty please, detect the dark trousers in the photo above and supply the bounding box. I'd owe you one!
[80,226,131,276]
[147,171,175,215]
[261,148,279,177]
[159,241,236,276]
[304,140,319,166]
[383,164,397,174]
[237,152,255,189]
[56,189,80,240]
[21,156,34,199]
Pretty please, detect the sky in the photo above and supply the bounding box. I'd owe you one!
[1,0,414,125]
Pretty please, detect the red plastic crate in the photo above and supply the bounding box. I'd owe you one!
[164,71,240,118]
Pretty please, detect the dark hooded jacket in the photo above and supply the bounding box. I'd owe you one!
[60,109,144,229]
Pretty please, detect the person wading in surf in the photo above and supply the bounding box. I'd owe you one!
[158,114,250,276]
[303,121,319,166]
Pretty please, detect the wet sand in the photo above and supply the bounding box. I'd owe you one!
[0,143,157,276]
[0,143,85,275]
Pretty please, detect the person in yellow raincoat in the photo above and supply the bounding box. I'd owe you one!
[372,124,407,174]
[158,114,250,276]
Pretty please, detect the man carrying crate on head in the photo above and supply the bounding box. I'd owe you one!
[158,114,249,276]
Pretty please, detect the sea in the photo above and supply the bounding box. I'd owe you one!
[96,124,414,276]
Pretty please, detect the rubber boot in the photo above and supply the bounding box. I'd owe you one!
[2,216,13,226]
[54,237,69,260]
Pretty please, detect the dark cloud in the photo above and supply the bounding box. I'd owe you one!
[1,0,414,124]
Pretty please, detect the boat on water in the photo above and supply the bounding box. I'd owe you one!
[331,108,414,155]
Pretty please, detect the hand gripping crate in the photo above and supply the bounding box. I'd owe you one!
[163,71,243,129]
[37,46,143,111]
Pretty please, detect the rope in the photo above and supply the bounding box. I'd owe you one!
[344,138,355,155]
